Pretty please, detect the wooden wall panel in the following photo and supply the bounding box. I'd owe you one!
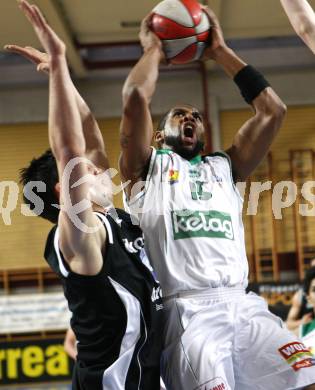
[220,106,315,159]
[98,118,123,209]
[0,123,51,270]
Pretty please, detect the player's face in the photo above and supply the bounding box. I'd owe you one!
[308,279,315,309]
[86,163,113,209]
[163,105,205,159]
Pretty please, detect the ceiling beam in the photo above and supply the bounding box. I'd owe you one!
[33,0,86,77]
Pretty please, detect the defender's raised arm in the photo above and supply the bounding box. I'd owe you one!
[17,0,107,275]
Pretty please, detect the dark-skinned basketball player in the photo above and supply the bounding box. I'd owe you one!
[120,5,315,390]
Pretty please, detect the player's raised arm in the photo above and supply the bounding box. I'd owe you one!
[281,0,315,54]
[203,7,286,181]
[4,45,109,170]
[18,0,106,274]
[120,15,165,193]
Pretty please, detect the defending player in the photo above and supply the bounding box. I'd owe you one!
[120,6,315,390]
[281,0,315,54]
[12,1,162,389]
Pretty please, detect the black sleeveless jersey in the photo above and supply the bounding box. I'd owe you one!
[44,208,163,390]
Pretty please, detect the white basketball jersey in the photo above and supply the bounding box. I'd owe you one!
[125,148,249,297]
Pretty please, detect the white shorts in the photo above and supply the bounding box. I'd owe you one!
[161,287,315,390]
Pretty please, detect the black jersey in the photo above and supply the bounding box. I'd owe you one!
[44,208,163,390]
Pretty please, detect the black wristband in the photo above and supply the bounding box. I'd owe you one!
[234,65,270,104]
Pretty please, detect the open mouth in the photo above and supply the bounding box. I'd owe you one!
[183,123,195,138]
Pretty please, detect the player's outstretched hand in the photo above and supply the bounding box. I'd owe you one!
[139,13,164,59]
[201,6,228,61]
[17,0,65,59]
[4,45,49,73]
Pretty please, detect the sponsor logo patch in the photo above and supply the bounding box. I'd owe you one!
[168,169,179,184]
[171,210,234,240]
[189,168,201,179]
[213,174,223,184]
[123,237,160,282]
[151,286,163,303]
[194,378,227,390]
[123,237,144,253]
[292,358,315,371]
[279,342,315,371]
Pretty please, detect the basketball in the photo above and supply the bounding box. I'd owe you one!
[151,0,210,64]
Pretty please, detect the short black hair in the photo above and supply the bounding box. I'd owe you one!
[20,149,59,223]
[303,266,315,295]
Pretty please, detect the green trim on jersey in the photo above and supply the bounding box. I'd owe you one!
[189,155,202,165]
[156,149,172,155]
[208,151,231,161]
[156,149,202,165]
[301,319,315,338]
[155,149,239,196]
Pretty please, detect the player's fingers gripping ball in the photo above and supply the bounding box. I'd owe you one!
[151,0,210,64]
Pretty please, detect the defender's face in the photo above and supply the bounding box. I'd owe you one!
[86,163,113,209]
[56,160,113,210]
[307,279,315,309]
[164,105,205,151]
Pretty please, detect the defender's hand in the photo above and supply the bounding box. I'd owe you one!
[18,0,66,58]
[4,45,49,73]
